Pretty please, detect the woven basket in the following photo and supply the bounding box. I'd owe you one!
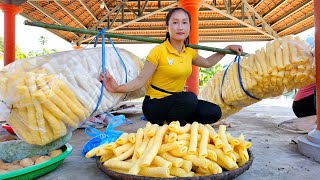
[96,149,253,180]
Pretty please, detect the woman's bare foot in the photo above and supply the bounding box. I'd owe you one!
[212,119,234,128]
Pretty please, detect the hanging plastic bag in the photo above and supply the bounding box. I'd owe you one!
[81,114,132,157]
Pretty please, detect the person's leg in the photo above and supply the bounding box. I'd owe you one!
[187,100,222,124]
[143,92,198,125]
[292,94,316,118]
[166,92,198,125]
[142,96,170,126]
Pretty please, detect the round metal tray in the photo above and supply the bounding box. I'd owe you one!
[96,149,253,180]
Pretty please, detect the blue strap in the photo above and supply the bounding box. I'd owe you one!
[220,57,237,105]
[220,56,260,105]
[106,36,128,100]
[85,127,103,137]
[236,56,260,100]
[90,28,107,116]
[107,37,128,83]
[87,28,129,116]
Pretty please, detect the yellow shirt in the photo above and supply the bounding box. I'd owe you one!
[146,39,197,99]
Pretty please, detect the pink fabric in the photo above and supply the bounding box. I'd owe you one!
[294,83,316,101]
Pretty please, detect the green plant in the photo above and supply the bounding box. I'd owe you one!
[27,48,57,57]
[199,63,223,89]
[16,46,27,59]
[27,35,57,57]
[0,37,27,60]
[0,37,3,53]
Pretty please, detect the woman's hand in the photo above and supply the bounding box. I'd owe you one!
[99,71,120,93]
[225,45,243,55]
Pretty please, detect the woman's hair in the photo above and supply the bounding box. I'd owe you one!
[164,7,191,46]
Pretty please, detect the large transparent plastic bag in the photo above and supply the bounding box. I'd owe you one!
[200,36,315,118]
[0,47,145,145]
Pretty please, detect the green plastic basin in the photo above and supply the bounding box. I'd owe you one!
[0,143,72,180]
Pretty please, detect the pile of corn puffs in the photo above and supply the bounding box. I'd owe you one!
[86,121,251,178]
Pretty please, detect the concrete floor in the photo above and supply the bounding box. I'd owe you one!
[2,99,320,180]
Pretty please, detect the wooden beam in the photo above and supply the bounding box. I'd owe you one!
[54,0,87,29]
[124,4,138,17]
[94,0,128,27]
[253,0,264,9]
[241,1,244,21]
[107,2,177,32]
[241,0,278,37]
[103,17,238,24]
[120,7,242,15]
[202,2,276,39]
[139,0,149,16]
[223,0,230,14]
[100,0,110,13]
[110,32,263,37]
[86,37,272,44]
[80,2,177,43]
[78,0,98,22]
[78,0,128,42]
[114,25,248,31]
[110,5,122,27]
[271,0,312,27]
[28,1,79,38]
[231,2,242,15]
[122,4,124,24]
[101,19,238,27]
[138,0,141,15]
[243,5,255,25]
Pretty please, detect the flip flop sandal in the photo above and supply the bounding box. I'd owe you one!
[277,121,309,134]
[277,116,316,134]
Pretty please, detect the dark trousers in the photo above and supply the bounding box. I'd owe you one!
[142,92,222,126]
[292,94,316,118]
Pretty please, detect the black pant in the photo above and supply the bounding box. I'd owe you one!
[292,94,316,118]
[142,92,222,126]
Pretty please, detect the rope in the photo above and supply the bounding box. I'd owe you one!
[220,55,260,106]
[220,56,237,105]
[106,36,128,100]
[89,28,129,116]
[236,55,260,100]
[90,28,107,116]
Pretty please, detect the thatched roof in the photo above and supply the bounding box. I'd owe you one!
[4,0,314,44]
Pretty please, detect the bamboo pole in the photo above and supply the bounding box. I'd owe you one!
[24,20,248,56]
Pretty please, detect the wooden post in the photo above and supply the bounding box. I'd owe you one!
[178,0,204,95]
[0,4,22,66]
[314,0,320,131]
